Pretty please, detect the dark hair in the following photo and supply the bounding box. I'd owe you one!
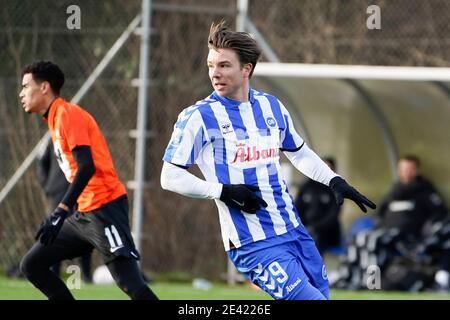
[22,61,65,95]
[208,20,262,77]
[399,155,420,167]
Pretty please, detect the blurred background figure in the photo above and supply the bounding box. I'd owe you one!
[295,157,342,254]
[334,155,449,291]
[375,155,446,237]
[37,138,93,283]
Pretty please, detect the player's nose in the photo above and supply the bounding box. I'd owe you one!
[210,67,221,78]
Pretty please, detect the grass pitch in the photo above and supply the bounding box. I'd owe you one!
[1,275,449,300]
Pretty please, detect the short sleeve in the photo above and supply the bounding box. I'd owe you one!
[59,107,91,151]
[163,107,206,168]
[279,101,304,151]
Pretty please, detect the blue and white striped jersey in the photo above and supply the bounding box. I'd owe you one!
[163,88,305,251]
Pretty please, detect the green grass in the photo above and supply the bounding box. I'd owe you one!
[1,275,449,300]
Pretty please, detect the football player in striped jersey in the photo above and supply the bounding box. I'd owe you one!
[161,20,376,300]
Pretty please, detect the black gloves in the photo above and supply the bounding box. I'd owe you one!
[35,207,69,245]
[220,184,268,214]
[329,176,376,213]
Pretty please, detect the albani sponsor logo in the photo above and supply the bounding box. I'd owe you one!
[285,278,302,293]
[230,143,278,164]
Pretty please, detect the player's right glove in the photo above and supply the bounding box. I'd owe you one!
[220,184,268,214]
[329,176,376,213]
[35,207,68,245]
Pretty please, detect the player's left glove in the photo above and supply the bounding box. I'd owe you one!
[329,176,376,213]
[220,184,268,214]
[35,207,69,245]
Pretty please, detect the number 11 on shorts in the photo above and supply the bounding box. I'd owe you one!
[104,225,123,252]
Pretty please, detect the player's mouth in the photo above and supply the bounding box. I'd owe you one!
[21,101,31,112]
[214,83,226,90]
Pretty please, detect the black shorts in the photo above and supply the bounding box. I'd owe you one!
[58,195,140,264]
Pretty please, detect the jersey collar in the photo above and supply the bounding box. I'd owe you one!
[211,88,256,108]
[44,97,65,125]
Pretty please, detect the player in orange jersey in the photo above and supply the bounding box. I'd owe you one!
[19,61,158,300]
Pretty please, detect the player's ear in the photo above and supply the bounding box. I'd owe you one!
[242,63,252,78]
[41,81,51,95]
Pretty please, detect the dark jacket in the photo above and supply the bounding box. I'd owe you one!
[295,179,341,250]
[376,176,448,237]
[37,140,69,209]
